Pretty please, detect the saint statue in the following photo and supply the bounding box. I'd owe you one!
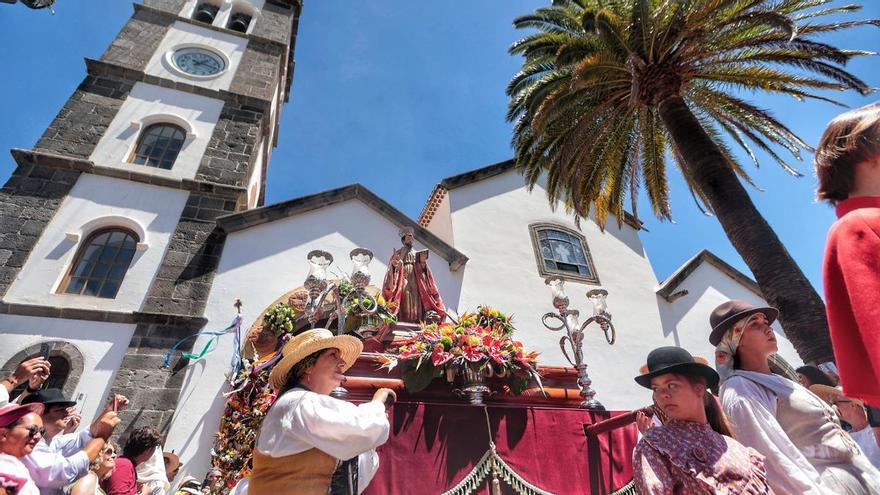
[382,227,446,323]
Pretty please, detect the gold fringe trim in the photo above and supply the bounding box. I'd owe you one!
[609,480,637,495]
[440,446,555,495]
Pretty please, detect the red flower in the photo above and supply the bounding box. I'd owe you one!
[487,344,505,365]
[462,345,485,362]
[431,346,453,366]
[398,346,422,360]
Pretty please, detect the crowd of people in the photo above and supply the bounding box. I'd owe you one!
[0,361,227,495]
[0,321,394,495]
[633,300,880,494]
[631,102,880,494]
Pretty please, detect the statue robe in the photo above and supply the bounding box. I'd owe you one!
[382,246,445,323]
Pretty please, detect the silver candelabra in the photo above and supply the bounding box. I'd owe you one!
[542,276,616,410]
[302,248,377,399]
[302,248,379,337]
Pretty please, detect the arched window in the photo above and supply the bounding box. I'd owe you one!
[8,356,70,402]
[60,228,138,298]
[529,223,600,284]
[193,2,219,24]
[130,123,186,170]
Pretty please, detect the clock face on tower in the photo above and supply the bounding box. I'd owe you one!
[172,48,226,77]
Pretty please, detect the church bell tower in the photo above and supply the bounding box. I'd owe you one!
[0,0,301,433]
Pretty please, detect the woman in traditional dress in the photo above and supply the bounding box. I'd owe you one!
[711,300,880,494]
[632,346,773,494]
[208,303,296,494]
[240,328,393,495]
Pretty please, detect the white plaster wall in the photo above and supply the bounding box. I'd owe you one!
[163,198,462,474]
[4,174,187,312]
[447,170,668,410]
[89,82,223,181]
[145,21,248,91]
[424,192,454,247]
[246,144,264,208]
[657,261,803,368]
[0,315,135,424]
[181,0,265,35]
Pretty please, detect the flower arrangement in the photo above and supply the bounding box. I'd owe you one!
[262,302,297,335]
[381,306,540,395]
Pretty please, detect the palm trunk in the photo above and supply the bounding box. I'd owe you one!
[658,96,832,364]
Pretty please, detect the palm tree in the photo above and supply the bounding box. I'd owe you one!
[508,0,877,364]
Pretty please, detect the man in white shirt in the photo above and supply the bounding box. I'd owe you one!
[19,388,121,495]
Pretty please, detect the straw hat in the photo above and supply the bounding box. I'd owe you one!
[268,328,362,391]
[162,451,181,474]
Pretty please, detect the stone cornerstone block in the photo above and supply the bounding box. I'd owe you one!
[0,161,81,297]
[142,192,238,316]
[142,0,188,15]
[111,317,205,439]
[34,76,134,159]
[230,40,285,102]
[253,1,294,45]
[100,8,174,72]
[196,103,264,187]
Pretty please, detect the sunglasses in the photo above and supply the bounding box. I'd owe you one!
[10,425,46,438]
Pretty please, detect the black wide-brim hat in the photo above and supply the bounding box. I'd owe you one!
[634,346,719,389]
[20,388,77,408]
[709,300,778,346]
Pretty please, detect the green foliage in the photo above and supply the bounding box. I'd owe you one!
[400,359,443,393]
[262,302,297,335]
[508,0,877,227]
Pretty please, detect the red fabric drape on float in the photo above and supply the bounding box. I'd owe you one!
[363,402,636,494]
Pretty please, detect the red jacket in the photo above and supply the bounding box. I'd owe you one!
[823,196,880,406]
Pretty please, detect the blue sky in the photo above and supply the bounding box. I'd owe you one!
[1,1,878,294]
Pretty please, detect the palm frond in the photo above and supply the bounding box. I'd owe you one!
[507,0,875,224]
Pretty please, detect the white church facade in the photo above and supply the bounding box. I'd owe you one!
[0,0,803,479]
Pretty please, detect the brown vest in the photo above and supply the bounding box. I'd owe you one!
[249,448,339,495]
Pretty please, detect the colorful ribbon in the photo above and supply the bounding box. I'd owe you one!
[161,314,243,370]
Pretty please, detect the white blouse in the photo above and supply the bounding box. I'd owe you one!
[720,373,833,495]
[0,453,40,495]
[850,427,880,470]
[254,388,389,492]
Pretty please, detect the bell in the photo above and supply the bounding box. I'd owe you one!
[193,3,219,24]
[228,12,252,33]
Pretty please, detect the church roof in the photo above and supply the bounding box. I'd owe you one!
[656,249,762,302]
[215,184,469,270]
[418,159,642,229]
